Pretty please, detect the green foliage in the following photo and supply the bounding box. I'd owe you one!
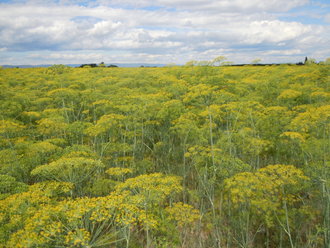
[115,173,182,208]
[31,157,104,186]
[47,64,71,75]
[0,174,29,199]
[0,181,73,245]
[213,56,227,66]
[0,62,329,247]
[251,59,262,65]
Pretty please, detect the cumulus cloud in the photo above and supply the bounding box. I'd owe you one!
[0,0,329,65]
[325,13,330,23]
[50,53,105,60]
[27,53,43,58]
[263,49,302,55]
[102,0,310,13]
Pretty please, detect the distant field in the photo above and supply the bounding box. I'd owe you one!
[1,63,169,69]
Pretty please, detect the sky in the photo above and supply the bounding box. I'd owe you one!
[0,0,329,65]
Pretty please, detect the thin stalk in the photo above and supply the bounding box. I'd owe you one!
[208,106,215,169]
[227,192,231,248]
[324,124,327,176]
[183,136,186,203]
[5,132,23,180]
[122,125,127,168]
[245,201,250,248]
[282,186,294,248]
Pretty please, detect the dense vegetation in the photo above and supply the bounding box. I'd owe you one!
[0,58,329,247]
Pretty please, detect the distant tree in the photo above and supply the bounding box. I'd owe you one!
[79,64,98,68]
[305,57,308,64]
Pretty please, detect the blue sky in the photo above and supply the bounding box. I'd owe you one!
[0,0,329,65]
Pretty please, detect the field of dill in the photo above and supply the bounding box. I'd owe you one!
[0,62,329,247]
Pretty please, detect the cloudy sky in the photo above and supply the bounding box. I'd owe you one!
[0,0,329,65]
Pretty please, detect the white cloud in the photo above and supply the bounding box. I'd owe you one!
[50,53,105,60]
[325,13,330,23]
[0,0,329,65]
[87,21,123,36]
[27,53,43,58]
[0,47,7,52]
[264,49,302,55]
[103,0,309,13]
[241,20,315,44]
